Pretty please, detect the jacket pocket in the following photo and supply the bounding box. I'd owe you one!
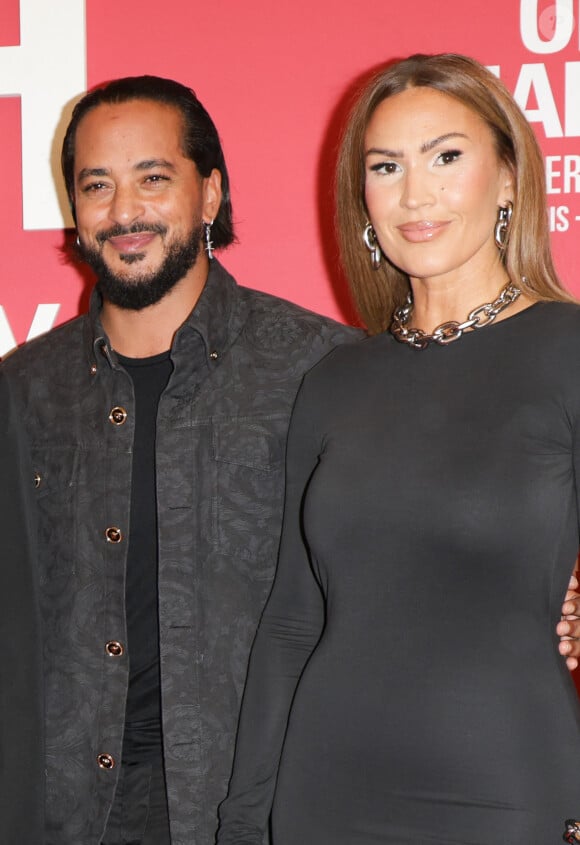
[31,447,79,581]
[211,416,286,579]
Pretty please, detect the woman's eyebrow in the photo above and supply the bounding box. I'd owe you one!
[365,132,469,159]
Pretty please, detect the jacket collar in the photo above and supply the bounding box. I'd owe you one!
[85,258,246,374]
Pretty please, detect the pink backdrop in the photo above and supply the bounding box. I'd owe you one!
[1,0,579,352]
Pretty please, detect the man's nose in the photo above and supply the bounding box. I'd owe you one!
[108,183,145,225]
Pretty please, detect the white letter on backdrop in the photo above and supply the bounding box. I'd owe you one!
[520,0,575,54]
[0,0,87,230]
[565,62,580,136]
[0,304,61,359]
[513,64,563,137]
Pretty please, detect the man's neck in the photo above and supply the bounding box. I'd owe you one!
[100,260,209,358]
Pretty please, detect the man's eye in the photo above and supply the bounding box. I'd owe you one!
[145,174,170,184]
[81,182,107,193]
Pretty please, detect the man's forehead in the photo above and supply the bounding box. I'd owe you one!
[73,99,187,164]
[78,98,182,131]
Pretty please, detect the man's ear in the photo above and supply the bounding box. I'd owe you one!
[203,169,222,222]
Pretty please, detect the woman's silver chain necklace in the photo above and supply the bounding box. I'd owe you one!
[390,281,522,350]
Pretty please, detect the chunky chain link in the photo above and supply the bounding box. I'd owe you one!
[390,282,522,350]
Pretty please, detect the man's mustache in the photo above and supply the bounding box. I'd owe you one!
[96,222,168,245]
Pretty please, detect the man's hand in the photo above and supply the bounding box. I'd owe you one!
[558,572,580,671]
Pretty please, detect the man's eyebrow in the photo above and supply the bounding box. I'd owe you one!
[76,159,177,181]
[135,158,176,171]
[365,132,469,159]
[77,167,110,181]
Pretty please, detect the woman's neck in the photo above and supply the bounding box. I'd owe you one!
[407,266,530,333]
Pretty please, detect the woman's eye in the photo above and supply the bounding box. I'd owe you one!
[436,149,462,166]
[369,161,400,175]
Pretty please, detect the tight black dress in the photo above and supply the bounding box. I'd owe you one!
[218,302,580,845]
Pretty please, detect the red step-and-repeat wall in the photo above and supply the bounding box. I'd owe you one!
[1,0,579,355]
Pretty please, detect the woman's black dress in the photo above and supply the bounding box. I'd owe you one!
[219,302,580,845]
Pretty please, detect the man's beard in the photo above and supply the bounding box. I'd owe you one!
[78,222,204,310]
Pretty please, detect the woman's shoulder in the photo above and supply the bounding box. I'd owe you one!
[532,299,580,323]
[304,330,392,381]
[528,300,580,343]
[512,302,580,385]
[293,332,395,417]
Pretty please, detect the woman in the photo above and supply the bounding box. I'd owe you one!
[218,54,580,844]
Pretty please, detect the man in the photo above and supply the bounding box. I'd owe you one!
[0,76,357,845]
[2,75,579,845]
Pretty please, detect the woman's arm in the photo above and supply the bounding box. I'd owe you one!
[217,372,327,844]
[557,397,580,669]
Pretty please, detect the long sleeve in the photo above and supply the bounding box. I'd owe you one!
[217,371,327,844]
[0,370,44,839]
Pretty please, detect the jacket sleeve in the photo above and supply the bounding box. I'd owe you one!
[0,369,44,840]
[217,369,327,844]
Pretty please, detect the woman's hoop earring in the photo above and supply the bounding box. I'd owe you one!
[204,219,215,259]
[494,201,513,249]
[363,222,381,270]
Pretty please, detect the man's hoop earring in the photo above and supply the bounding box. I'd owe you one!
[76,234,81,247]
[204,219,215,260]
[363,221,381,270]
[494,201,513,249]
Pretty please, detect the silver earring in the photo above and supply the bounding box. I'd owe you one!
[494,201,513,249]
[76,234,81,247]
[363,221,381,270]
[204,219,214,260]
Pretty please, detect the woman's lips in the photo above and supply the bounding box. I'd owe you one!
[107,232,158,253]
[396,220,450,243]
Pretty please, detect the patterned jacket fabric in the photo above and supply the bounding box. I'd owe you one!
[0,260,359,844]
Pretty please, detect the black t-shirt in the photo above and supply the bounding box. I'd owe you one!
[118,351,173,762]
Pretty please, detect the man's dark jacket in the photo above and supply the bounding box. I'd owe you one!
[0,372,44,842]
[0,260,359,844]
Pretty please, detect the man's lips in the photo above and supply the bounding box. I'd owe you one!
[106,232,158,253]
[396,220,450,243]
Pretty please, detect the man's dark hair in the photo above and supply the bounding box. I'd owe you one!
[61,75,234,249]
